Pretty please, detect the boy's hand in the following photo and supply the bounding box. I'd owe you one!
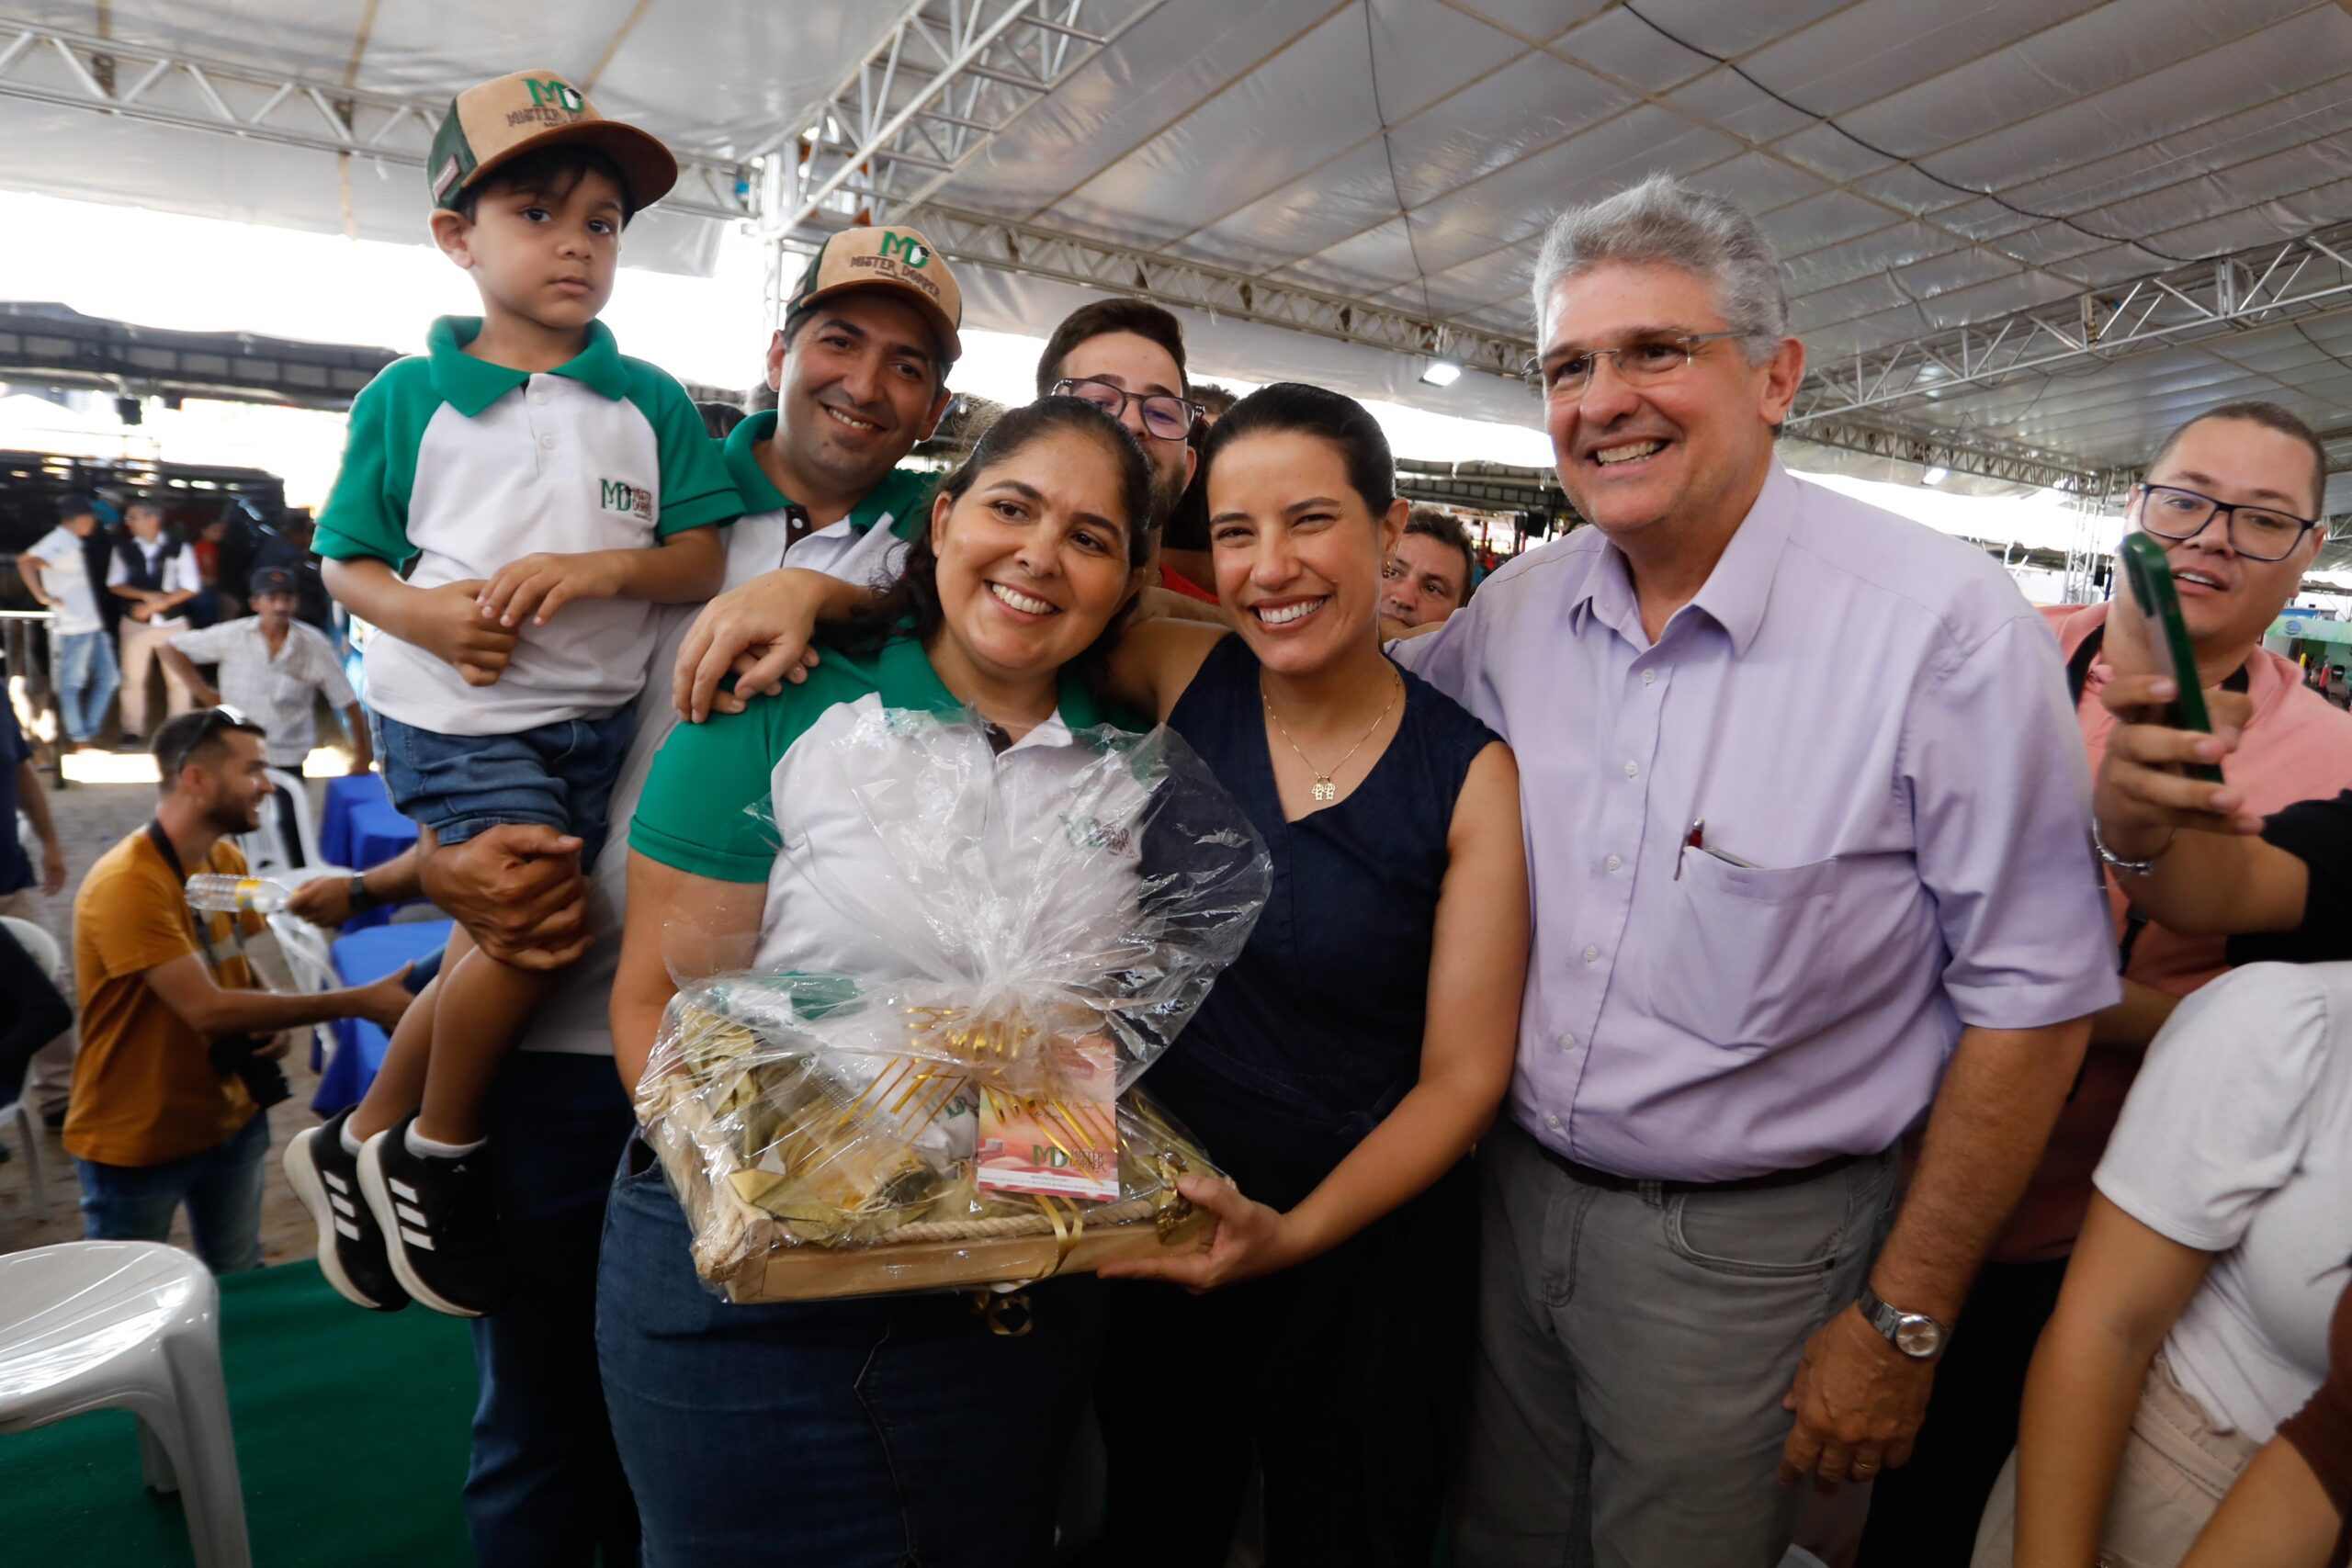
[478,552,624,630]
[410,579,519,686]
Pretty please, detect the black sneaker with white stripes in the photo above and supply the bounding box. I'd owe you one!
[282,1109,408,1312]
[357,1113,509,1317]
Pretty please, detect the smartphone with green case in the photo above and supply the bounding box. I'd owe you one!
[2115,530,2222,784]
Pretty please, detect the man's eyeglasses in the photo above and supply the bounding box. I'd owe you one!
[164,704,253,776]
[2132,483,2321,564]
[1523,330,1747,399]
[1051,377,1202,442]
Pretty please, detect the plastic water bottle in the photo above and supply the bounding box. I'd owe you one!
[185,874,291,914]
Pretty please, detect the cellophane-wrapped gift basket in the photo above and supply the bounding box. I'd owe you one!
[636,706,1270,1303]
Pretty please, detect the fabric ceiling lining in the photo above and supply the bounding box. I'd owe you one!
[0,0,2345,475]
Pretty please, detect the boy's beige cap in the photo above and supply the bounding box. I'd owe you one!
[786,227,963,363]
[430,70,677,213]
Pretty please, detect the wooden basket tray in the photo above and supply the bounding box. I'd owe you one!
[642,1084,1211,1304]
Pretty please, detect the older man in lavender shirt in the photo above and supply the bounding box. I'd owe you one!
[1396,175,2120,1565]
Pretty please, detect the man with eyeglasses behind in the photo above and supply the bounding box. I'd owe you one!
[1393,174,2119,1564]
[1860,398,2352,1562]
[64,707,413,1272]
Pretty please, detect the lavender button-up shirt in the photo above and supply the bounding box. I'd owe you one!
[1396,463,2120,1181]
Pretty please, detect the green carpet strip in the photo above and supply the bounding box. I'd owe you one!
[0,1258,478,1566]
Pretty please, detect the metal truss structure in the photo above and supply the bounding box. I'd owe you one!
[8,6,2347,531]
[1787,414,2102,493]
[759,0,1163,242]
[0,17,755,222]
[1790,225,2352,426]
[752,0,1536,377]
[0,302,395,410]
[1395,457,1567,517]
[808,201,1541,378]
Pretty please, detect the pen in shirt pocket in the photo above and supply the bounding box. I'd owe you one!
[1675,818,1759,879]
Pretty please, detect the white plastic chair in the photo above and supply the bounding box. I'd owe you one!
[0,1241,251,1568]
[0,913,62,1217]
[235,767,320,878]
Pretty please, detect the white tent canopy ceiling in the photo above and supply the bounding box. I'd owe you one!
[0,0,2349,514]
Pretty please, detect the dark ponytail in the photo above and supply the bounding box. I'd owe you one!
[1199,382,1396,515]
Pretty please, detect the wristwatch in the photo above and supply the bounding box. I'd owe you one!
[1857,1286,1951,1361]
[347,873,382,914]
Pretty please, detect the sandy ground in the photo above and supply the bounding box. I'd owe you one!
[0,763,345,1266]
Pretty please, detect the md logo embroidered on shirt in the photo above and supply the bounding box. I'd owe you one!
[599,479,654,523]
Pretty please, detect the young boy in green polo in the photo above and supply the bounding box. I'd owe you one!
[286,70,741,1318]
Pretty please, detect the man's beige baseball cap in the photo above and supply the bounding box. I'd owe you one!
[786,227,964,363]
[429,70,677,214]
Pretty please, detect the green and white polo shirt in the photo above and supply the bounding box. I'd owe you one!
[316,315,741,737]
[719,409,938,589]
[631,632,1142,987]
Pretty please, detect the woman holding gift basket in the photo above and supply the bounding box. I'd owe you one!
[601,396,1276,1565]
[655,381,1530,1563]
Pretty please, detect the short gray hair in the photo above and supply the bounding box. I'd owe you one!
[1530,174,1789,364]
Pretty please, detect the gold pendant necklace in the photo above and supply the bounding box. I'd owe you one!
[1262,671,1401,804]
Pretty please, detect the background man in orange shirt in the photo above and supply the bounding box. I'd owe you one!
[67,707,414,1272]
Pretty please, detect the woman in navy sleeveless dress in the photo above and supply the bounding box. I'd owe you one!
[1092,385,1530,1565]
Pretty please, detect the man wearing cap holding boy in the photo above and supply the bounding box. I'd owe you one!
[707,226,960,594]
[670,224,964,714]
[342,147,967,1562]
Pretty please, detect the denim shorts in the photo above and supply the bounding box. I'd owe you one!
[378,709,635,867]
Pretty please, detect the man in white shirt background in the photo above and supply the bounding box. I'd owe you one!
[161,564,372,866]
[17,491,120,746]
[107,495,203,745]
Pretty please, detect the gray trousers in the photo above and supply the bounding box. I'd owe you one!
[1453,1119,1898,1568]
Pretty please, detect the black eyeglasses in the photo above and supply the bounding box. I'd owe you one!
[1051,377,1202,441]
[2132,483,2321,564]
[163,704,253,775]
[1522,329,1747,398]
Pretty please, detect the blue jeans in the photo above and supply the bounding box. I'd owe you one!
[74,1109,268,1273]
[378,710,633,867]
[54,628,120,743]
[467,1051,639,1568]
[597,1141,1105,1568]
